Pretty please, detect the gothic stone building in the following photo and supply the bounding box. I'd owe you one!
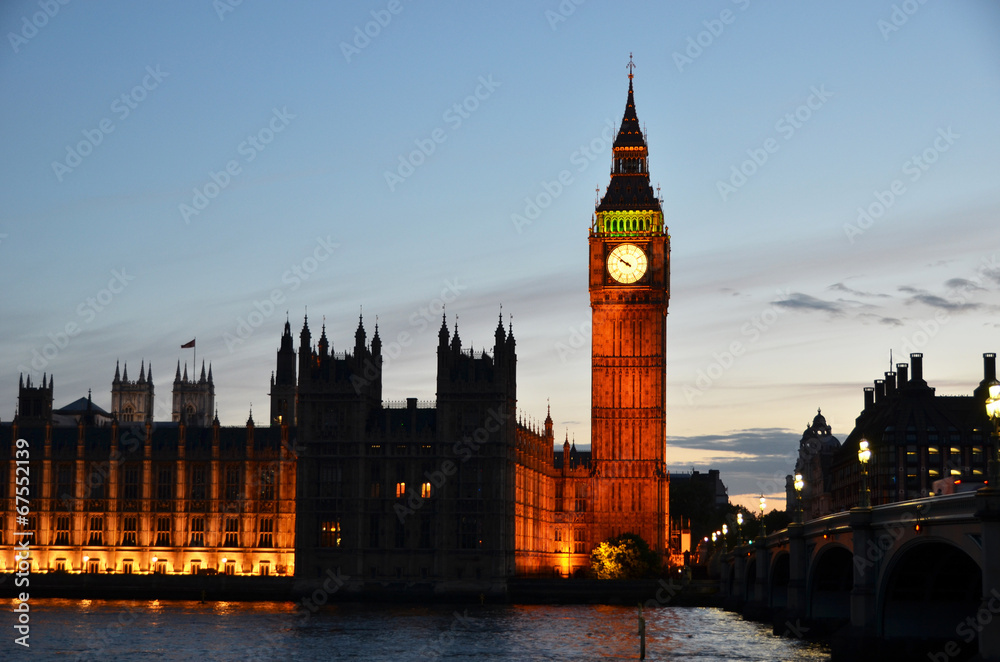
[0,370,296,578]
[1,70,672,586]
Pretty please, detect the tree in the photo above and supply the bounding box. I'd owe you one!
[590,533,660,579]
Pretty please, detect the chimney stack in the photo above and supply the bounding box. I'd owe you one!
[863,387,875,410]
[874,379,886,404]
[884,371,897,397]
[910,353,924,384]
[985,353,997,383]
[896,363,908,387]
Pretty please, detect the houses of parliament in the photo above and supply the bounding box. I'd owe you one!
[0,70,673,589]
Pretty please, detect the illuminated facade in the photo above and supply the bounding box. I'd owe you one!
[1,373,296,578]
[588,65,671,555]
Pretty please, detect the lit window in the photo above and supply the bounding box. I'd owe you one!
[396,482,406,498]
[258,518,274,548]
[320,521,341,548]
[421,482,432,499]
[224,518,240,546]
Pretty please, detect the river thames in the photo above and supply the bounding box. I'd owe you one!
[13,598,831,661]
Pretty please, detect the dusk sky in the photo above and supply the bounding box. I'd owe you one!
[2,1,999,510]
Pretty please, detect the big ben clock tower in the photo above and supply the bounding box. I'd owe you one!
[589,58,670,557]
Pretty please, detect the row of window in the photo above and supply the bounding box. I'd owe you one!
[318,516,481,550]
[38,463,279,504]
[50,558,275,576]
[16,515,277,548]
[553,528,588,554]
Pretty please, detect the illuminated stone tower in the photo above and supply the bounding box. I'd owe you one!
[589,59,670,557]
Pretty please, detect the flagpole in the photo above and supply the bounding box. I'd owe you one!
[193,337,196,372]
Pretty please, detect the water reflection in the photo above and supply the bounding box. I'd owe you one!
[25,598,830,661]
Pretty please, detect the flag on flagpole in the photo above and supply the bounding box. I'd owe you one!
[181,339,196,348]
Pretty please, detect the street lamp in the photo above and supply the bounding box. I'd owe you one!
[986,382,1000,488]
[858,439,872,508]
[736,512,744,545]
[758,495,766,539]
[794,473,805,523]
[721,523,728,551]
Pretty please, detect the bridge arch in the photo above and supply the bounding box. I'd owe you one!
[769,552,790,609]
[807,543,852,620]
[880,538,981,641]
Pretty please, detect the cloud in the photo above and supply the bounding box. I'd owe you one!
[667,428,812,502]
[899,286,982,312]
[856,312,904,327]
[773,292,844,314]
[980,268,1000,286]
[945,278,986,292]
[828,282,890,298]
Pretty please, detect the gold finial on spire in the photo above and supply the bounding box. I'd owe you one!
[627,52,636,80]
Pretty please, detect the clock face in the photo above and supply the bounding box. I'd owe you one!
[607,243,647,284]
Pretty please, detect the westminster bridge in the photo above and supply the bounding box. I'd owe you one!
[718,489,1000,661]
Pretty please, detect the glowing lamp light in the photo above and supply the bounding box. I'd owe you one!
[722,524,728,535]
[83,556,89,563]
[711,532,717,542]
[794,473,804,492]
[987,383,1000,488]
[986,383,1000,420]
[151,556,158,563]
[858,439,871,464]
[737,513,743,526]
[220,558,227,565]
[759,495,766,512]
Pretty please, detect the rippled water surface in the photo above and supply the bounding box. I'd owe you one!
[16,598,831,661]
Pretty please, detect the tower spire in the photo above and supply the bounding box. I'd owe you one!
[594,55,663,231]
